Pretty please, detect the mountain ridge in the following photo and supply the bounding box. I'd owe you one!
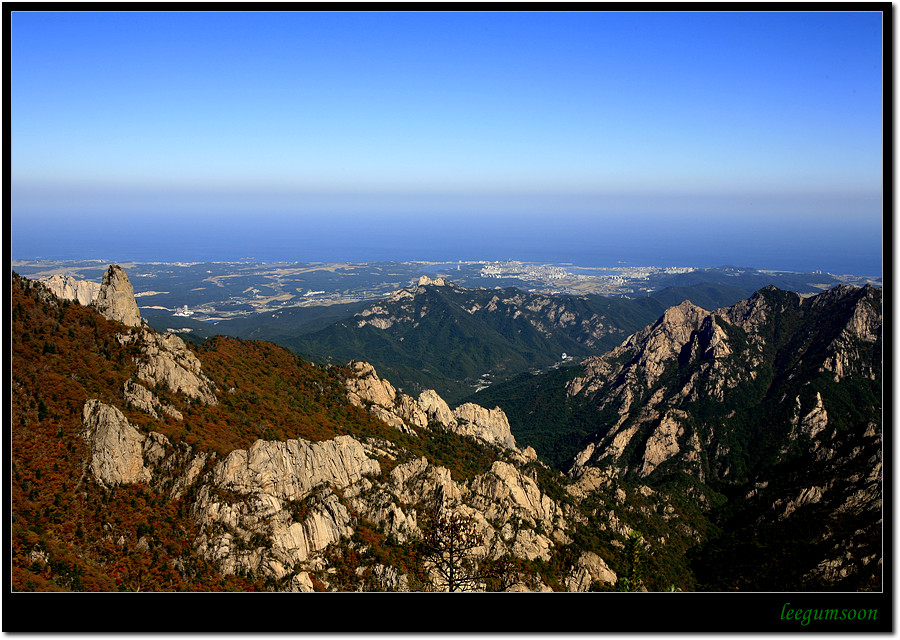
[285,277,760,403]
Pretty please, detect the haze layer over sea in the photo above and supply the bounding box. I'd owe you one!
[12,209,883,277]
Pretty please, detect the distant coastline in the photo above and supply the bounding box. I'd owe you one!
[11,247,883,280]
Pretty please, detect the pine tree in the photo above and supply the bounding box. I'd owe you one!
[417,489,486,592]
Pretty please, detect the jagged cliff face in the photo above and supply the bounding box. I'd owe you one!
[40,266,216,410]
[88,420,573,591]
[40,274,100,306]
[566,285,881,480]
[81,400,154,486]
[13,267,604,592]
[564,284,882,590]
[74,385,571,591]
[39,266,141,325]
[120,330,219,406]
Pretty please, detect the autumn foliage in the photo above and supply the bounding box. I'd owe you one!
[9,270,504,592]
[9,272,365,591]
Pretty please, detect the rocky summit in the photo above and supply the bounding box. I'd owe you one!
[92,264,144,328]
[9,265,883,596]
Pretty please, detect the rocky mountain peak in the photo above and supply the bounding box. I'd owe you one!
[417,275,448,287]
[570,282,880,461]
[92,264,143,327]
[9,269,884,594]
[659,299,709,332]
[630,299,709,342]
[613,299,710,384]
[381,275,452,305]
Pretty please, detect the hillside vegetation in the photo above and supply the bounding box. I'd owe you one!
[282,280,753,403]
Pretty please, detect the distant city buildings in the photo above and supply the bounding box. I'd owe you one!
[480,260,569,280]
[478,261,695,296]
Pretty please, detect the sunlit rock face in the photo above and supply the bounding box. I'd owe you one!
[81,399,152,486]
[191,435,381,580]
[129,331,219,406]
[41,274,100,306]
[345,360,518,450]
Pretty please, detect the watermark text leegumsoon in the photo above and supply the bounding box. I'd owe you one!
[781,602,878,626]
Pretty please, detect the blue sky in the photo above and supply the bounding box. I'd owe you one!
[10,10,884,270]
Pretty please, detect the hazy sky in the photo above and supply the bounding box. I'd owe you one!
[10,10,884,268]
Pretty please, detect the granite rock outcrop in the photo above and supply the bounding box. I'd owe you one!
[567,285,881,481]
[81,399,153,486]
[93,264,143,327]
[345,361,517,450]
[562,284,881,590]
[40,274,100,306]
[127,331,219,406]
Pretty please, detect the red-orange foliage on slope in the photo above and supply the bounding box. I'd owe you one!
[150,334,409,455]
[10,272,269,591]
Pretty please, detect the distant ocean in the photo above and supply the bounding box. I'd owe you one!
[11,210,884,277]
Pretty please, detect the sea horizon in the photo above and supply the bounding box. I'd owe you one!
[11,209,884,278]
